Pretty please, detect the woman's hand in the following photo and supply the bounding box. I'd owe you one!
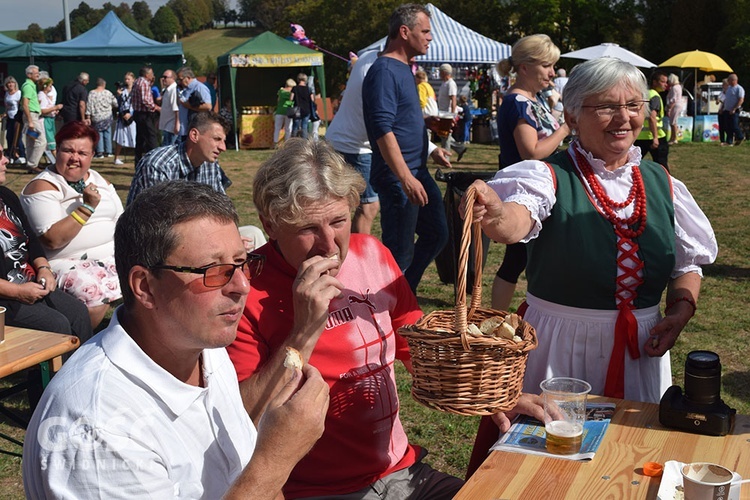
[16,282,49,304]
[492,393,545,433]
[82,183,102,208]
[36,267,57,292]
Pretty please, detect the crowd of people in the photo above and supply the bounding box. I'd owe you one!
[0,2,727,498]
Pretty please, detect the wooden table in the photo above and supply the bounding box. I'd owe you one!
[455,396,750,499]
[0,326,79,381]
[0,326,79,456]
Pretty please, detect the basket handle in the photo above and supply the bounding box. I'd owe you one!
[454,184,484,334]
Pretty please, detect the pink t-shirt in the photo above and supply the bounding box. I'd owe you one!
[229,234,423,497]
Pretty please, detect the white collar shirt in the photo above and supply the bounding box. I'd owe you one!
[23,307,257,499]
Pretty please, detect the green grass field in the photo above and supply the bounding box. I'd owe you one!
[0,139,747,496]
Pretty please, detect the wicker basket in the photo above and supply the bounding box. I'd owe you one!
[398,185,538,416]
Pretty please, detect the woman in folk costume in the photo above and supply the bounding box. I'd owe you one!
[464,57,716,476]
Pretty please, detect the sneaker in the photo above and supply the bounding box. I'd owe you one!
[106,153,113,158]
[734,138,744,147]
[15,157,26,165]
[114,158,124,165]
[95,153,105,159]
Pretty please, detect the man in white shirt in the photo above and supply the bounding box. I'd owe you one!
[159,69,180,146]
[23,181,329,499]
[436,63,465,156]
[325,49,380,234]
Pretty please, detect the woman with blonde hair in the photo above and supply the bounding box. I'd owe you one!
[666,73,685,144]
[273,78,296,147]
[492,34,570,311]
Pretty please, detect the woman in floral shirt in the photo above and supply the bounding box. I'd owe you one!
[86,78,118,158]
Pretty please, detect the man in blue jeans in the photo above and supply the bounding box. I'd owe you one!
[363,3,451,294]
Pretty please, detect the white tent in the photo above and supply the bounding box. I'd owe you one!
[562,43,656,68]
[358,3,510,64]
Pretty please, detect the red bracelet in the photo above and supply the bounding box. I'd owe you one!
[665,296,697,317]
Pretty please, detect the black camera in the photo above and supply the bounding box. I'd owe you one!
[114,81,124,89]
[659,350,736,436]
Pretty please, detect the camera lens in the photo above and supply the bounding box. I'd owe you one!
[684,350,721,405]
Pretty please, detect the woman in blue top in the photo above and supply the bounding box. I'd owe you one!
[493,34,570,311]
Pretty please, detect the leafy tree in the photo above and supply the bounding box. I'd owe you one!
[17,23,46,43]
[212,0,229,25]
[168,0,212,34]
[204,55,218,75]
[224,8,238,26]
[237,0,257,26]
[151,5,182,42]
[184,52,203,74]
[132,1,152,23]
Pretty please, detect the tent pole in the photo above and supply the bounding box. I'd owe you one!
[230,66,239,151]
[317,65,328,130]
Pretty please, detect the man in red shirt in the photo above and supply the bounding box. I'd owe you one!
[131,66,160,164]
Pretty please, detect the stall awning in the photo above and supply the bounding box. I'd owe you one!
[220,31,323,68]
[359,3,510,64]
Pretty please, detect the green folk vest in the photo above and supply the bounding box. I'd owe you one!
[637,88,667,140]
[526,150,676,309]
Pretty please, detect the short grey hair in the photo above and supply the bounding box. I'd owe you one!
[254,138,366,229]
[563,58,648,120]
[78,72,89,82]
[25,65,39,76]
[387,3,430,40]
[115,181,239,307]
[177,66,196,79]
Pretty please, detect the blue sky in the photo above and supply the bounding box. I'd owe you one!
[0,0,231,32]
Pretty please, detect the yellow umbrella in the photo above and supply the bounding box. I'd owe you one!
[659,50,733,72]
[659,50,733,117]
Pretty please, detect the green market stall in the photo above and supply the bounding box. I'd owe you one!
[217,31,326,149]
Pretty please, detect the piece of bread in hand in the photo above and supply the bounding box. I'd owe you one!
[283,347,304,370]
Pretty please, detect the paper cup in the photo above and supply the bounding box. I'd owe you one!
[681,462,734,499]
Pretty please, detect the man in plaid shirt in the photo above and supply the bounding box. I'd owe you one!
[132,66,161,164]
[126,112,231,205]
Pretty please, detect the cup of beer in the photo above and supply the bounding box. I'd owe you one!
[540,377,591,455]
[435,112,456,138]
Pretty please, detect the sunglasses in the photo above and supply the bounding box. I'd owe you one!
[151,253,265,288]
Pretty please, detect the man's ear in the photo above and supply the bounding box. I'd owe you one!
[129,265,157,310]
[398,24,410,41]
[188,127,200,144]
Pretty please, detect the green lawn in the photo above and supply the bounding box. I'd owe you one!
[1,139,748,496]
[180,27,262,66]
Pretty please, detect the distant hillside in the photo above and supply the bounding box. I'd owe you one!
[180,28,264,63]
[0,31,19,40]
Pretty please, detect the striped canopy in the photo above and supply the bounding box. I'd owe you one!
[358,3,510,64]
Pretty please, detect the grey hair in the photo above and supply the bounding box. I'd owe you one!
[177,66,195,79]
[253,138,365,229]
[387,3,430,40]
[25,65,39,76]
[96,77,106,88]
[563,58,648,119]
[668,73,679,86]
[115,181,239,307]
[78,72,89,82]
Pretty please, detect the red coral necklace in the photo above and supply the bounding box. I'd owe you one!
[575,148,647,238]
